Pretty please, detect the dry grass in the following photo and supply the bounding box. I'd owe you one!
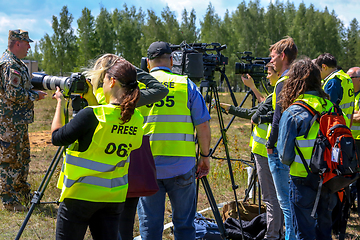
[1,91,359,239]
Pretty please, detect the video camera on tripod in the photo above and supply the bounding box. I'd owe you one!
[171,42,228,82]
[140,41,228,82]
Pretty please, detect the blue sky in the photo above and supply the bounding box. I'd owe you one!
[0,0,359,53]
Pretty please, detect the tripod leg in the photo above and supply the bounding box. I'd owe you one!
[201,176,229,239]
[209,82,245,237]
[15,146,65,240]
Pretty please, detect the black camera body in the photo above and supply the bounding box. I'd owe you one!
[258,111,274,124]
[172,42,228,81]
[235,52,270,84]
[141,42,228,82]
[31,72,89,98]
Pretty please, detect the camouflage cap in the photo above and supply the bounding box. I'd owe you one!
[8,29,33,42]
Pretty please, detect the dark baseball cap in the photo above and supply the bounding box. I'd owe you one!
[147,41,172,60]
[8,29,33,42]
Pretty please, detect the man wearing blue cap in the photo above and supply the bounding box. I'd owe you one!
[137,41,211,240]
[0,29,46,211]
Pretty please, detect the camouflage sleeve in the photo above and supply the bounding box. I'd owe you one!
[2,65,39,103]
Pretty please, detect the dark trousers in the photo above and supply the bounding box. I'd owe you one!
[118,197,139,240]
[290,177,337,240]
[56,198,124,240]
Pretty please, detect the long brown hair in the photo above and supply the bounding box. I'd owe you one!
[279,58,329,111]
[106,59,140,124]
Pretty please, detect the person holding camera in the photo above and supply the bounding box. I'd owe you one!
[0,29,47,212]
[136,41,211,240]
[52,58,144,240]
[83,53,169,240]
[277,58,338,240]
[220,63,284,240]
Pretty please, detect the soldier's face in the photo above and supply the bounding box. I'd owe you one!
[17,40,30,59]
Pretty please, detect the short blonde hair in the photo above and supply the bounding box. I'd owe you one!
[83,54,123,95]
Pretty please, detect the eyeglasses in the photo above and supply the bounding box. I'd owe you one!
[351,76,360,79]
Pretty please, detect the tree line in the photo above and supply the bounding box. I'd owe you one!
[25,0,360,87]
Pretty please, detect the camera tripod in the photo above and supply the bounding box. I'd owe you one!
[197,63,272,239]
[15,97,78,240]
[15,145,64,240]
[197,64,256,239]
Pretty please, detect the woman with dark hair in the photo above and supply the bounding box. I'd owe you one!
[82,54,166,240]
[277,58,338,240]
[52,58,144,240]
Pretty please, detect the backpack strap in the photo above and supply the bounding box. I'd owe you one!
[292,101,320,139]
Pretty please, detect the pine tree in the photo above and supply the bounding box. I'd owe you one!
[76,7,97,70]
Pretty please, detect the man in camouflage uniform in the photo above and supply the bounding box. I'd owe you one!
[0,30,47,211]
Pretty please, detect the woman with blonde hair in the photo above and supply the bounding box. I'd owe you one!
[53,58,144,240]
[83,53,168,107]
[81,54,167,240]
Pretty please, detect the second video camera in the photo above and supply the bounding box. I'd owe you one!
[235,52,270,84]
[31,72,89,98]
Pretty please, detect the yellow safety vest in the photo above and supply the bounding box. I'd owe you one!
[57,104,144,202]
[266,76,289,141]
[290,94,333,177]
[272,75,289,110]
[138,70,195,157]
[249,94,273,157]
[351,92,360,139]
[323,69,354,120]
[95,87,107,105]
[250,123,269,157]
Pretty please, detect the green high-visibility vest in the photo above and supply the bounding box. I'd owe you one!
[138,70,195,157]
[95,87,107,105]
[323,69,354,120]
[57,104,144,202]
[351,92,360,139]
[290,94,333,177]
[249,94,273,157]
[272,75,289,110]
[250,123,268,157]
[266,75,289,141]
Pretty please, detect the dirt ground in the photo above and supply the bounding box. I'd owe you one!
[29,131,52,149]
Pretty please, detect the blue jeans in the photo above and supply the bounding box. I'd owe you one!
[137,167,196,240]
[290,177,337,240]
[268,147,296,240]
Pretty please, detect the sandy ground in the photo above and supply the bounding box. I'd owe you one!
[29,131,52,148]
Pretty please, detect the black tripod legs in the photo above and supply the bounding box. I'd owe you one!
[201,176,229,239]
[15,146,65,240]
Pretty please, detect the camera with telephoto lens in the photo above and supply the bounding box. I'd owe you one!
[235,52,270,85]
[31,72,89,98]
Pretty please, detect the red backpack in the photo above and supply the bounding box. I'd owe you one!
[293,101,359,217]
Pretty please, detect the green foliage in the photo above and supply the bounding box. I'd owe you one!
[180,8,198,43]
[76,7,97,71]
[52,6,78,75]
[36,2,359,79]
[95,7,115,55]
[112,4,145,65]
